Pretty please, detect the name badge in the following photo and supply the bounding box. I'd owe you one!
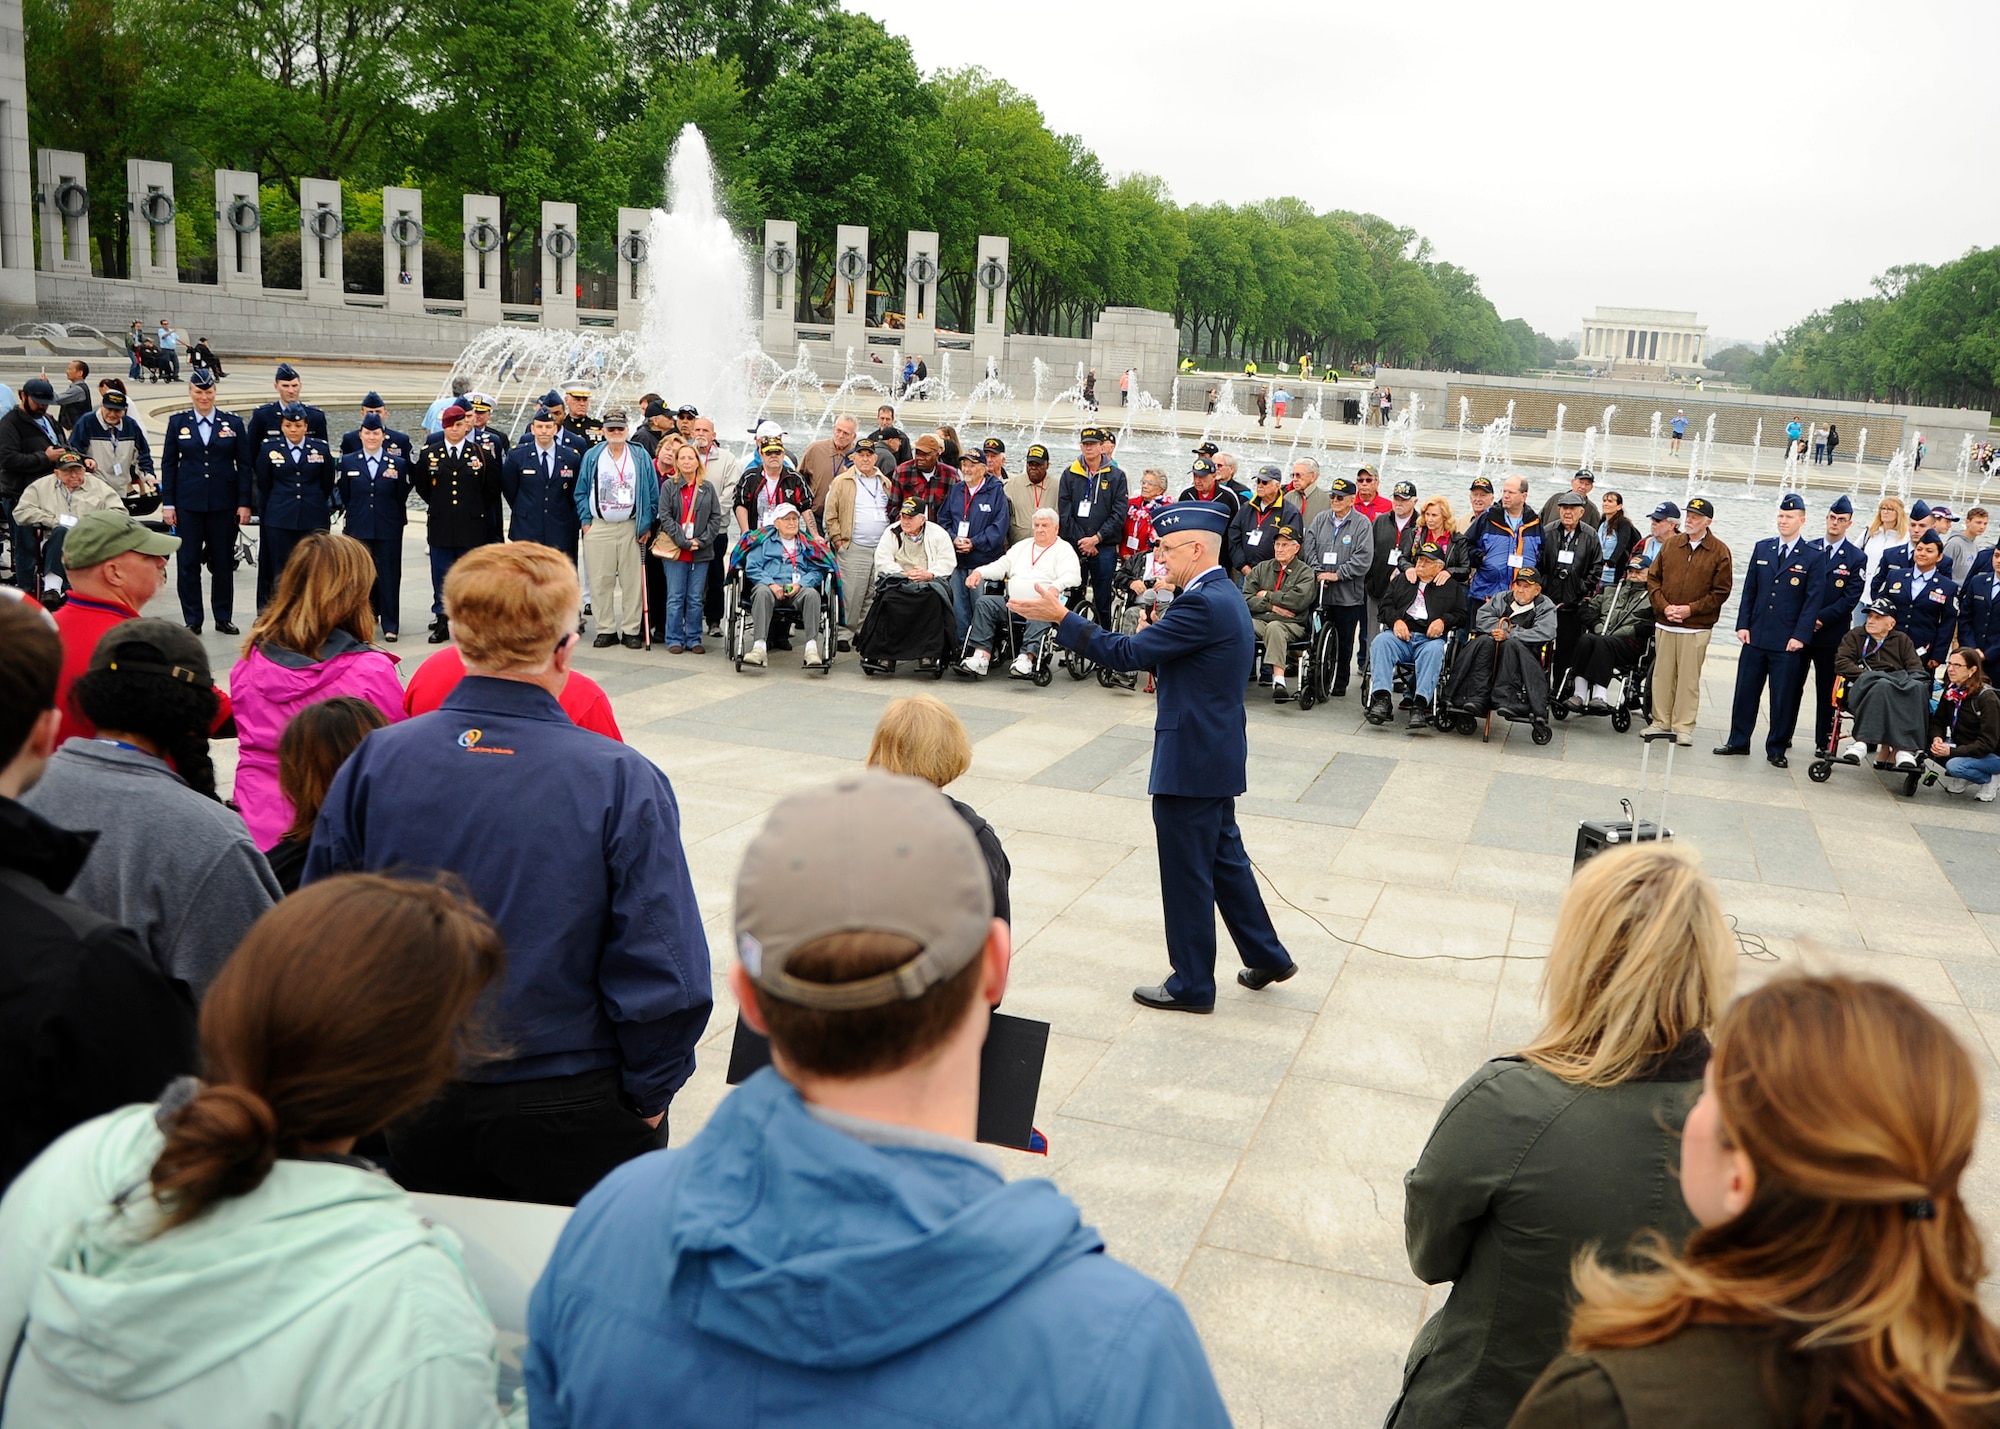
[1247,530,1263,546]
[1388,548,1400,565]
[956,521,971,540]
[59,513,78,528]
[1508,553,1523,568]
[1076,500,1091,519]
[682,521,695,539]
[1557,550,1575,565]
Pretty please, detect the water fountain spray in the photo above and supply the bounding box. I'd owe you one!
[1747,419,1762,486]
[1599,405,1617,475]
[1646,412,1662,480]
[1550,403,1566,473]
[1453,396,1471,472]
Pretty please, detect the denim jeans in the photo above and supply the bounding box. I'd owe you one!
[1946,752,2000,785]
[951,567,979,640]
[663,558,708,646]
[1368,630,1448,700]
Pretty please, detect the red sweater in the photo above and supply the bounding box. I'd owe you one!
[403,647,622,740]
[53,595,234,745]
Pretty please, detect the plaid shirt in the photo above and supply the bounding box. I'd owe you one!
[893,458,957,515]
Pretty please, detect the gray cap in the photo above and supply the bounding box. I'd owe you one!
[734,771,994,1011]
[600,407,628,429]
[1555,491,1586,508]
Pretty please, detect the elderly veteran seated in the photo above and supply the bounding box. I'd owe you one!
[1366,537,1468,727]
[1565,547,1657,712]
[1445,565,1559,726]
[738,502,833,668]
[1834,596,1930,769]
[858,498,960,673]
[1244,522,1317,702]
[959,507,1081,677]
[14,448,126,596]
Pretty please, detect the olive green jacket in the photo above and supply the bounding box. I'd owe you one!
[1508,1325,1809,1429]
[1386,1038,1708,1429]
[1243,556,1316,621]
[1584,579,1655,642]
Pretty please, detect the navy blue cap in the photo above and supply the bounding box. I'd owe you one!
[189,368,216,390]
[1829,493,1853,515]
[1650,501,1681,520]
[21,377,54,400]
[359,413,384,431]
[1778,492,1805,511]
[1191,457,1217,478]
[1151,502,1230,539]
[542,389,562,406]
[1910,499,1932,519]
[1916,530,1944,548]
[279,402,307,421]
[274,362,300,382]
[534,405,562,422]
[362,391,384,408]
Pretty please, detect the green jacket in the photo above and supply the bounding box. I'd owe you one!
[1244,555,1316,620]
[1509,1325,1809,1429]
[1387,1040,1707,1429]
[1584,579,1655,642]
[0,1104,514,1427]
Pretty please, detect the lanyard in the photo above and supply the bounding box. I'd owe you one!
[1028,541,1056,569]
[681,482,697,521]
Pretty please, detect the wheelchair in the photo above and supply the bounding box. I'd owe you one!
[1550,633,1656,734]
[1444,633,1556,744]
[954,580,1058,686]
[1252,604,1326,710]
[1364,628,1466,730]
[723,565,838,675]
[1806,672,1933,795]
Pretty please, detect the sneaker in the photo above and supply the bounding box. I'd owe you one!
[1010,652,1035,676]
[1365,690,1392,724]
[1643,722,1671,740]
[1980,782,1999,803]
[1272,679,1290,703]
[1942,776,1971,794]
[804,639,820,666]
[1841,739,1866,765]
[1674,731,1693,747]
[961,650,991,675]
[745,641,767,666]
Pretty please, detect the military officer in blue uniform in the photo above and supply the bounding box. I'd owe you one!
[1797,493,1870,754]
[501,404,582,559]
[335,413,411,640]
[414,401,502,642]
[254,402,335,607]
[338,392,413,464]
[159,369,252,634]
[1716,492,1825,768]
[1875,531,1958,669]
[1956,542,2000,672]
[247,362,329,451]
[1011,501,1296,1013]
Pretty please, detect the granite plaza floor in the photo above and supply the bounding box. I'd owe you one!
[160,535,2000,1429]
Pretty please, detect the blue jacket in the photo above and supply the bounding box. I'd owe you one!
[938,475,1010,570]
[502,441,582,551]
[1808,535,1868,642]
[303,677,712,1113]
[246,400,328,452]
[67,412,155,479]
[159,407,252,512]
[526,1070,1230,1429]
[1056,460,1128,549]
[745,531,828,588]
[1056,566,1252,797]
[1734,537,1825,651]
[333,447,411,539]
[338,424,413,464]
[254,436,335,531]
[1466,507,1544,599]
[1958,565,2000,660]
[574,441,659,529]
[1876,565,1959,658]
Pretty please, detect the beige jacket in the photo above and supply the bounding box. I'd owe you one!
[823,465,897,550]
[16,471,126,528]
[1003,471,1059,545]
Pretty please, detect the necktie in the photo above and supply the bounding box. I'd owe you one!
[541,452,551,483]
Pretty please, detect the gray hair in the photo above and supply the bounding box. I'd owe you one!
[1291,456,1319,476]
[451,376,471,396]
[1215,452,1237,473]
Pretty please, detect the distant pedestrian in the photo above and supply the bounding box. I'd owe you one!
[1824,423,1840,464]
[1669,409,1687,454]
[1916,432,1928,469]
[1119,368,1132,407]
[1811,427,1827,464]
[1082,368,1098,410]
[1379,387,1393,425]
[155,320,180,382]
[1272,387,1290,429]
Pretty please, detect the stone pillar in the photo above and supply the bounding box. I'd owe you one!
[972,235,1010,374]
[35,148,90,273]
[538,200,577,327]
[830,223,869,357]
[0,0,33,306]
[298,176,343,304]
[214,170,262,293]
[462,194,503,323]
[125,158,177,285]
[614,206,650,331]
[901,229,937,368]
[383,186,423,313]
[760,218,797,352]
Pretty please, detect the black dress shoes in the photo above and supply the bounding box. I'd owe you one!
[215,621,239,635]
[1238,962,1299,991]
[186,622,202,636]
[1132,985,1214,1014]
[621,634,644,650]
[591,633,619,648]
[1713,745,1749,756]
[1767,753,1789,769]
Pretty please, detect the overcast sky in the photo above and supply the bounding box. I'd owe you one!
[854,0,2000,347]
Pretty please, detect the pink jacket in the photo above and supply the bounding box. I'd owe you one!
[228,633,405,848]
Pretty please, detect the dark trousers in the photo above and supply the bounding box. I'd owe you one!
[175,508,238,625]
[1803,638,1844,753]
[1323,601,1362,689]
[257,524,319,608]
[386,1067,667,1207]
[1553,604,1587,677]
[356,533,403,635]
[1726,644,1806,755]
[1082,547,1117,628]
[703,547,726,629]
[1572,632,1643,689]
[644,549,668,638]
[1153,794,1292,1005]
[429,543,476,620]
[2,497,33,591]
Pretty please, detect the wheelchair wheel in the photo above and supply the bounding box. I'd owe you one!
[1531,722,1554,746]
[1808,758,1833,783]
[1610,708,1632,733]
[1035,665,1053,687]
[1453,713,1479,737]
[1550,701,1568,722]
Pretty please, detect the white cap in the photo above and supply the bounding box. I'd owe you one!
[754,418,786,441]
[768,502,800,521]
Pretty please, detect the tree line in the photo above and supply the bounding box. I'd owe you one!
[1741,247,2000,412]
[26,0,1562,372]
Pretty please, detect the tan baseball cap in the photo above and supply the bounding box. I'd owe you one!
[734,771,993,1011]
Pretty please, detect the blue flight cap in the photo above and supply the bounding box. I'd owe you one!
[1916,530,1944,548]
[1778,492,1805,512]
[1829,493,1853,515]
[279,402,307,420]
[1151,502,1231,539]
[542,389,563,406]
[189,368,216,390]
[359,413,384,431]
[274,362,300,382]
[362,391,384,408]
[1910,499,1931,520]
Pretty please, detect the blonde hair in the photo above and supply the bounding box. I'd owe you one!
[443,543,580,672]
[1420,495,1459,534]
[866,695,972,788]
[243,531,376,658]
[1568,977,2000,1425]
[1869,496,1909,542]
[1518,843,1734,1087]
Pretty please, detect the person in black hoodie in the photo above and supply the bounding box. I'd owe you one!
[0,599,198,1189]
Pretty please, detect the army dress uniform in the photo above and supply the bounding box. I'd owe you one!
[414,436,502,638]
[337,433,413,638]
[160,388,253,632]
[1719,498,1826,766]
[254,431,336,607]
